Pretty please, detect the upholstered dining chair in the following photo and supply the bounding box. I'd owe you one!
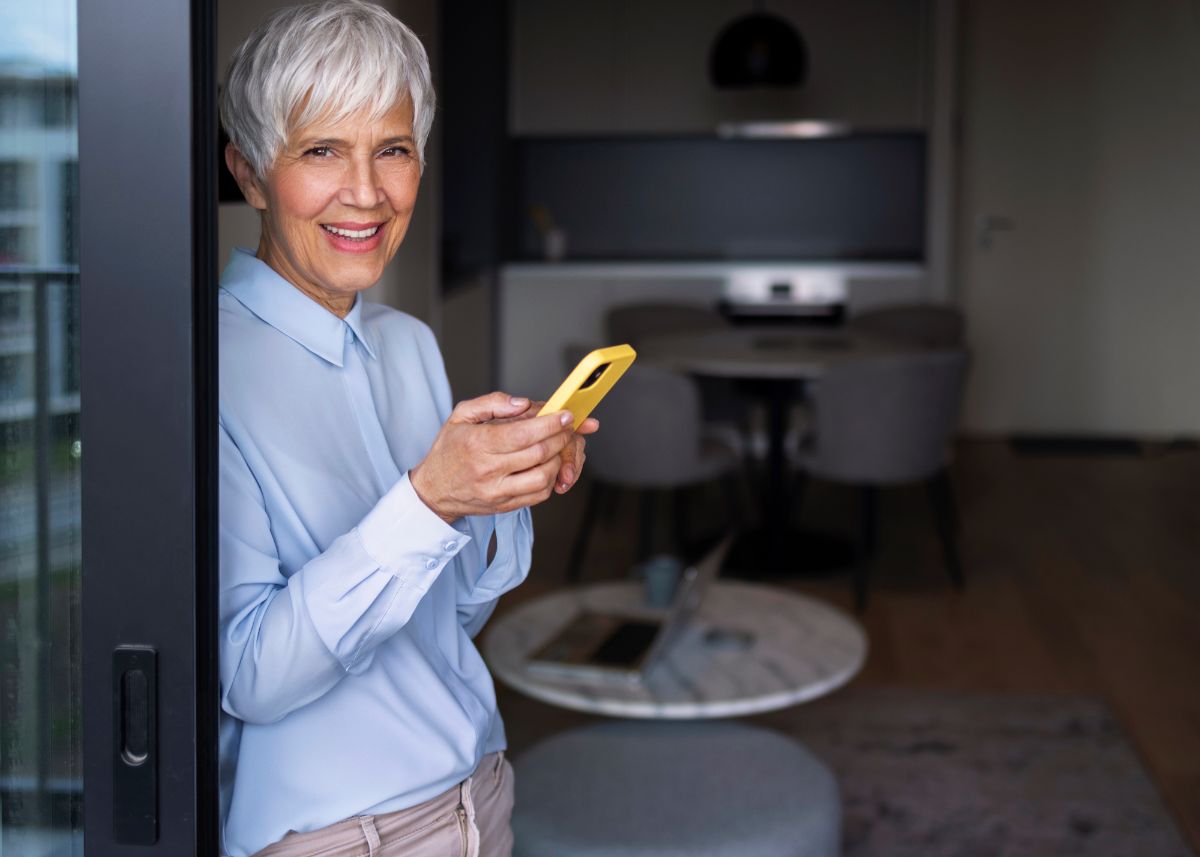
[567,362,742,582]
[605,302,748,454]
[795,349,970,610]
[847,303,966,349]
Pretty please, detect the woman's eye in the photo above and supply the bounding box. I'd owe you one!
[380,146,414,159]
[304,146,332,158]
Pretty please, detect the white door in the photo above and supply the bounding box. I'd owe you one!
[958,0,1200,436]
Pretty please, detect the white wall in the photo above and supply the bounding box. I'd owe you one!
[216,0,441,329]
[958,0,1200,436]
[440,273,494,401]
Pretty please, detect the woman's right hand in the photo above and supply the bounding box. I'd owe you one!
[409,392,576,523]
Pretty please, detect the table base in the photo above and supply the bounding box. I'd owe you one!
[720,527,857,579]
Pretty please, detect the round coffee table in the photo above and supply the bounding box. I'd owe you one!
[484,581,867,719]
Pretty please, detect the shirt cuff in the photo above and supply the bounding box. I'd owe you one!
[355,472,471,588]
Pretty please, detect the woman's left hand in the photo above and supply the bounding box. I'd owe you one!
[554,414,599,495]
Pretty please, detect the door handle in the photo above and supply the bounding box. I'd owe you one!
[113,646,158,844]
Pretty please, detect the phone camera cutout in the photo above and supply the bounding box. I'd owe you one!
[580,363,610,389]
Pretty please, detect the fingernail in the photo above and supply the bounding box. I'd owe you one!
[510,396,528,407]
[563,466,575,483]
[559,411,572,426]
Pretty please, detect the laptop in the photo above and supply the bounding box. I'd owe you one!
[525,535,733,685]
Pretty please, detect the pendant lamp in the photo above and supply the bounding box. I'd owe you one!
[710,5,807,89]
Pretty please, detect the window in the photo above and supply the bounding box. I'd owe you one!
[0,161,34,210]
[0,226,33,266]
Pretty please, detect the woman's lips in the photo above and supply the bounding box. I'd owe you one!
[320,221,386,253]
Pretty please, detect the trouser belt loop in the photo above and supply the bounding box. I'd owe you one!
[358,816,381,856]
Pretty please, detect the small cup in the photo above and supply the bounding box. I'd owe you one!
[638,554,683,609]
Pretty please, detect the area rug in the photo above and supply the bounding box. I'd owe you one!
[755,687,1194,857]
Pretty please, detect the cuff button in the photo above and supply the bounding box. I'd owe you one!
[424,557,438,570]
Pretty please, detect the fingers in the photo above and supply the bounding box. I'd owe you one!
[424,397,599,517]
[495,422,575,473]
[558,432,582,470]
[556,457,584,494]
[498,455,563,505]
[555,434,586,493]
[490,431,590,510]
[489,400,549,426]
[450,392,532,425]
[576,417,600,436]
[482,410,574,454]
[555,451,585,494]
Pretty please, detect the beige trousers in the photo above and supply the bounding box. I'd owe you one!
[250,752,515,857]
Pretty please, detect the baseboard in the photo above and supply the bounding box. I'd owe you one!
[1008,435,1199,457]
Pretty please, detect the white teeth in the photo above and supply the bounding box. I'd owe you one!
[322,224,381,239]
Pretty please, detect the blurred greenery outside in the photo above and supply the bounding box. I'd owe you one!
[0,560,83,781]
[1,412,83,782]
[0,436,80,482]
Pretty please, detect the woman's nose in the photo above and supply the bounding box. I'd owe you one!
[339,158,385,209]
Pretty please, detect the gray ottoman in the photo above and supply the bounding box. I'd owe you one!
[512,720,840,857]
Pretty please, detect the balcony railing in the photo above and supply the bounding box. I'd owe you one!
[0,264,82,829]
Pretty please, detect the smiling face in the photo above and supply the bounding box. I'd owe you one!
[226,100,421,316]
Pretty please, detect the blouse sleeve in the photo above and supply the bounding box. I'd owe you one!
[410,318,536,637]
[218,422,469,725]
[453,508,533,638]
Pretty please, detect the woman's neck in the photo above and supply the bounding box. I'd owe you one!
[256,238,355,318]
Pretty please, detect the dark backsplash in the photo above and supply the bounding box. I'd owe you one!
[512,133,926,262]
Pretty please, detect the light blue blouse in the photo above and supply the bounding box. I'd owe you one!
[217,249,533,857]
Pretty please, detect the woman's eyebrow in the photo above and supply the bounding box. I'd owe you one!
[378,135,415,146]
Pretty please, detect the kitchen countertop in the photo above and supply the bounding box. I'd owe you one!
[501,260,925,277]
[502,261,926,307]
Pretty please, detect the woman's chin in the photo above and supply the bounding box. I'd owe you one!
[333,270,386,295]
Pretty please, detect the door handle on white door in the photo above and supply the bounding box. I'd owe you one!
[976,214,1016,250]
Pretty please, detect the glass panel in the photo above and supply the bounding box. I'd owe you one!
[0,1,82,855]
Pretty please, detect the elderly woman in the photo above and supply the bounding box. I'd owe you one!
[217,3,593,855]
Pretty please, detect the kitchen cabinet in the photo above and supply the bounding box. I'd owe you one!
[510,0,929,135]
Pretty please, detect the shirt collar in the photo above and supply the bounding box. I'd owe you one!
[220,248,376,366]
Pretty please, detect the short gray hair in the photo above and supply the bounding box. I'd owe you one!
[220,0,435,176]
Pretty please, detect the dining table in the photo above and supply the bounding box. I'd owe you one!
[637,324,924,577]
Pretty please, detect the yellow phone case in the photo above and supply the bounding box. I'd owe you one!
[537,344,637,430]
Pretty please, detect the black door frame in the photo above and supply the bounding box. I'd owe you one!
[79,0,219,852]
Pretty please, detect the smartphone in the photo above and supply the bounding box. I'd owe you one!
[537,344,637,430]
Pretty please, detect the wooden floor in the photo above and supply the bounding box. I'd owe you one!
[490,439,1200,851]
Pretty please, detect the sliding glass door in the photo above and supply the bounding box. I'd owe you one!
[0,5,83,851]
[1,0,217,854]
